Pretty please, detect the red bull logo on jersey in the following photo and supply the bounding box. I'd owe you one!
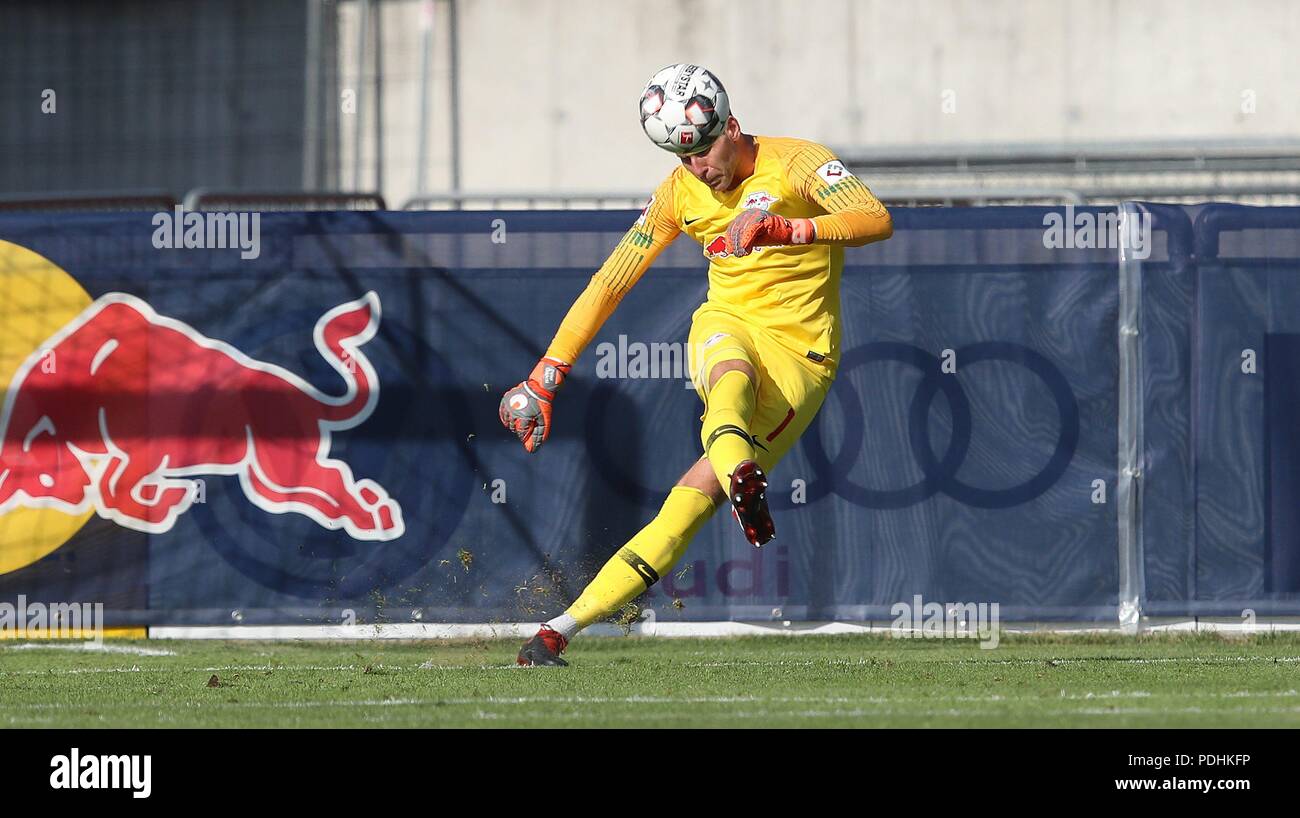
[704,235,730,258]
[0,292,405,541]
[703,234,766,259]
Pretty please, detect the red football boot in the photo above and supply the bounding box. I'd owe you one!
[728,460,775,546]
[516,624,569,667]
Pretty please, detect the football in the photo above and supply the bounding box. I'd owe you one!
[638,64,730,155]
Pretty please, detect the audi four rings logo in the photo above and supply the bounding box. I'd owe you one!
[586,341,1081,510]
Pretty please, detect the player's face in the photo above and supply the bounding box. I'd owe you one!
[679,117,743,191]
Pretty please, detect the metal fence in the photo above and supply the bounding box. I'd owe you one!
[183,190,386,212]
[837,139,1300,207]
[0,142,1296,212]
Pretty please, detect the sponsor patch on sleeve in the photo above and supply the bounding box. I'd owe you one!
[636,194,655,226]
[815,159,854,186]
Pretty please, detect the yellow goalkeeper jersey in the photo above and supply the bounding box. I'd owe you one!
[546,135,892,367]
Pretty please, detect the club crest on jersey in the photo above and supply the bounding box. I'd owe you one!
[741,191,780,211]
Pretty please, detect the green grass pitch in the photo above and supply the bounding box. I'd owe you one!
[3,633,1299,728]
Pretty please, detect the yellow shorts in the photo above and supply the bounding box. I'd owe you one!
[687,303,835,473]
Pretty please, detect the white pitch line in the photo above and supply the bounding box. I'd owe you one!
[0,663,370,676]
[0,665,147,675]
[6,655,1300,677]
[681,658,878,668]
[959,655,1300,665]
[7,689,1300,713]
[3,642,176,656]
[7,705,1296,722]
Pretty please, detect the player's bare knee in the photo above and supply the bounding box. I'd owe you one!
[676,458,727,505]
[706,358,756,390]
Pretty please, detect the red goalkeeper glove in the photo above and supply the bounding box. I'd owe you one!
[499,356,571,453]
[723,208,815,257]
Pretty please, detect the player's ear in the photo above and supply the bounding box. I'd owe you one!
[725,116,741,140]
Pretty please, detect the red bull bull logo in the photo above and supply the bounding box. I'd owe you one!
[0,291,404,541]
[704,235,729,258]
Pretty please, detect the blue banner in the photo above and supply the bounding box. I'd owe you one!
[0,205,1295,625]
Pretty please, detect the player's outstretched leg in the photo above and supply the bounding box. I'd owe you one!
[517,481,718,666]
[702,367,756,489]
[700,363,773,546]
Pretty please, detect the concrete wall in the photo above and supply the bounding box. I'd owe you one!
[344,0,1300,206]
[2,0,1293,203]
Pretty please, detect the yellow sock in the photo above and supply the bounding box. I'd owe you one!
[565,486,717,629]
[701,369,757,491]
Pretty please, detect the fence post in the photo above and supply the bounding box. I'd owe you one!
[1116,201,1147,633]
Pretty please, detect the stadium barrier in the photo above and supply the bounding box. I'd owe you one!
[401,187,1089,209]
[0,204,1297,631]
[181,190,387,212]
[0,191,179,212]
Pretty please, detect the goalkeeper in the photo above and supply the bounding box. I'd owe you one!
[501,64,893,666]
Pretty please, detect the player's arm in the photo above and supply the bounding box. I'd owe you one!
[545,182,680,365]
[790,143,892,246]
[500,176,682,452]
[723,144,892,256]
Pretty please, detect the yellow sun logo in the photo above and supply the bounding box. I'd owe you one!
[0,240,95,575]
